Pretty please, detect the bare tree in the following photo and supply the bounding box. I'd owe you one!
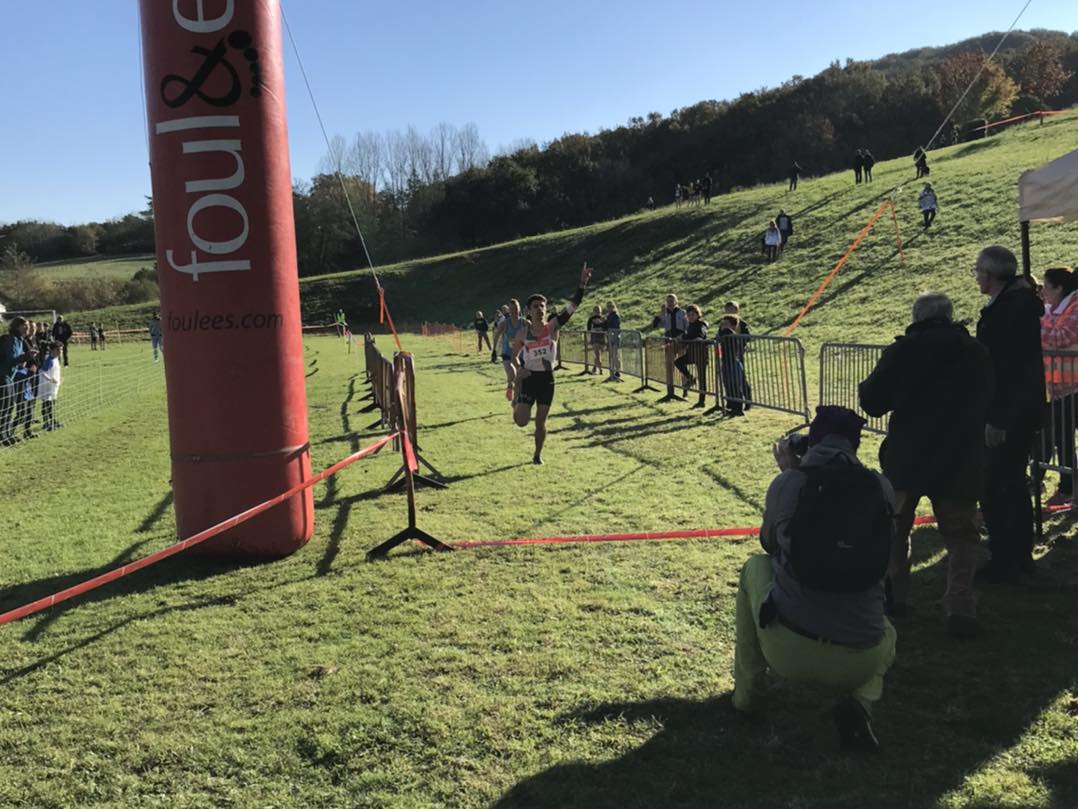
[405,125,435,185]
[455,122,489,171]
[431,122,457,180]
[496,137,539,157]
[319,133,348,175]
[349,131,384,204]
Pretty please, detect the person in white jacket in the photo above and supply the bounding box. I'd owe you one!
[38,343,62,431]
[764,220,783,263]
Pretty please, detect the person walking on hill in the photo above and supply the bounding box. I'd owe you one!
[776,210,793,249]
[732,406,897,752]
[862,149,876,183]
[50,316,72,367]
[914,147,929,179]
[509,263,592,464]
[859,293,993,638]
[1037,267,1078,507]
[853,150,864,184]
[764,220,783,263]
[973,246,1046,584]
[788,162,802,192]
[918,184,938,229]
[474,311,492,354]
[148,312,164,362]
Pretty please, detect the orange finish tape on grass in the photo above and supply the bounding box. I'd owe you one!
[0,433,399,626]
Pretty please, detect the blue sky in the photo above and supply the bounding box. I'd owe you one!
[1,0,1075,225]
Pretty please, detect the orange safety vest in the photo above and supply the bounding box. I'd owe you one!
[1043,294,1078,399]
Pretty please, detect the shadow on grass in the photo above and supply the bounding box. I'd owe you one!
[494,534,1078,808]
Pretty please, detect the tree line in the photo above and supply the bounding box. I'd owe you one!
[2,29,1076,296]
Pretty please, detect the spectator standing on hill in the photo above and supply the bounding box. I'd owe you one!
[38,342,62,431]
[51,315,72,367]
[776,210,793,249]
[89,322,98,351]
[918,184,938,229]
[1037,267,1078,507]
[473,311,492,354]
[586,306,606,375]
[859,293,993,638]
[853,150,864,184]
[604,302,623,383]
[674,184,682,208]
[863,149,876,183]
[914,147,929,178]
[673,305,709,409]
[702,173,713,204]
[764,220,783,263]
[148,312,164,362]
[788,162,802,192]
[97,324,107,351]
[732,406,896,752]
[974,246,1046,584]
[0,317,36,446]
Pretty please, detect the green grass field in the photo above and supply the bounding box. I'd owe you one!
[35,254,154,282]
[0,334,1075,808]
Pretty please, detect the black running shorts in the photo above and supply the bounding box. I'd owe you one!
[518,370,555,407]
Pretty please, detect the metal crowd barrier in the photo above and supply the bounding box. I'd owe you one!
[555,329,648,389]
[714,334,810,421]
[818,342,889,434]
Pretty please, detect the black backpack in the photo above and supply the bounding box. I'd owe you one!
[786,461,893,593]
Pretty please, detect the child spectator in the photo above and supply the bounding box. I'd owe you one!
[38,342,62,431]
[719,315,749,416]
[673,305,710,408]
[586,306,606,375]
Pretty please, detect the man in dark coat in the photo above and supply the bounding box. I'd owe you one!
[853,150,864,184]
[859,293,993,638]
[50,315,73,367]
[973,246,1046,583]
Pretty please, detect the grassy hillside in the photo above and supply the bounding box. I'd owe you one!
[70,113,1078,343]
[0,335,1075,808]
[35,254,153,282]
[298,111,1078,353]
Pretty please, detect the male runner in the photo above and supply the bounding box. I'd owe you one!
[511,263,592,464]
[491,299,525,401]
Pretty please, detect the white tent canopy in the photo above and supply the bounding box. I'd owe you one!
[1019,148,1078,224]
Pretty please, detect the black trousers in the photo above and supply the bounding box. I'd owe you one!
[982,430,1035,567]
[922,209,936,228]
[0,381,15,439]
[1040,395,1077,494]
[61,340,69,366]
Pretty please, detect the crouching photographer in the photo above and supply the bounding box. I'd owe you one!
[732,406,897,752]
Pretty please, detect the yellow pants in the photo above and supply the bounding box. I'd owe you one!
[733,555,897,712]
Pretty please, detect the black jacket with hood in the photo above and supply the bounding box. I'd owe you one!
[859,318,993,499]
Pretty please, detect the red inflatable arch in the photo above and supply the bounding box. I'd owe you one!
[139,0,313,558]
